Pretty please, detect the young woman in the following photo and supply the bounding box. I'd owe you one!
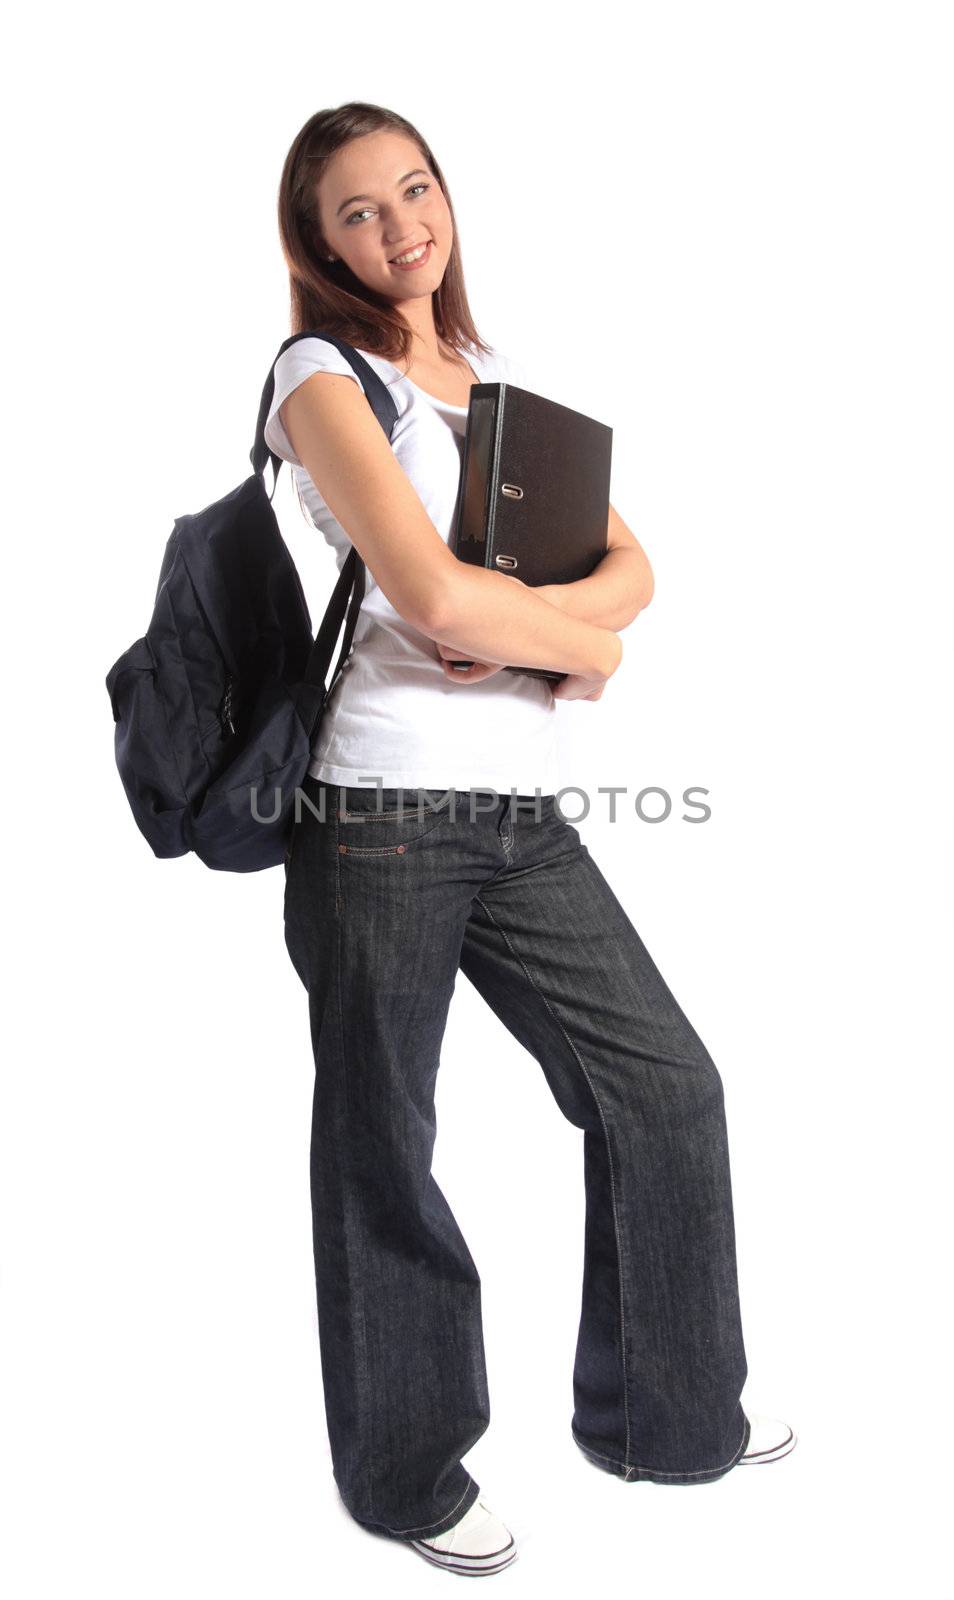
[269,102,795,1577]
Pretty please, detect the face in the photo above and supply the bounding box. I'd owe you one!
[316,129,454,306]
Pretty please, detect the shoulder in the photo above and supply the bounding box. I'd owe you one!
[472,345,531,388]
[264,338,402,467]
[272,336,370,399]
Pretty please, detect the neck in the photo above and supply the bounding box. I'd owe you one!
[395,296,449,365]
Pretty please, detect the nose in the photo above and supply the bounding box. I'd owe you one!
[383,207,428,253]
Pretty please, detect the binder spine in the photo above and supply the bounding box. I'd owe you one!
[484,388,505,568]
[453,390,500,568]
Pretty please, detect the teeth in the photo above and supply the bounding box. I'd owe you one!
[391,242,428,264]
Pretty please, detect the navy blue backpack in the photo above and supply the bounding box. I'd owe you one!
[105,332,396,873]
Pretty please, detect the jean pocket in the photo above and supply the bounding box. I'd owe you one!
[335,787,454,855]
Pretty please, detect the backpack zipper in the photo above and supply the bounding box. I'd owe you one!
[220,677,236,737]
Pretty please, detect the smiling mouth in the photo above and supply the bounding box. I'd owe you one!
[388,240,433,266]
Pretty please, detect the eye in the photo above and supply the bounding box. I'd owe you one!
[345,181,431,226]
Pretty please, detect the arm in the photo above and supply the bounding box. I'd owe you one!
[431,565,621,678]
[534,504,654,631]
[281,374,622,680]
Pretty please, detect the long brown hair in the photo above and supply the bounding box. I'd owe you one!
[277,101,492,365]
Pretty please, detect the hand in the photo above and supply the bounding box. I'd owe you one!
[550,672,607,702]
[435,638,506,683]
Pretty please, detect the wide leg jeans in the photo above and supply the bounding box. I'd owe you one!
[282,778,750,1541]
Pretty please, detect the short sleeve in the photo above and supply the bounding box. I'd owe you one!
[263,337,366,467]
[495,351,532,390]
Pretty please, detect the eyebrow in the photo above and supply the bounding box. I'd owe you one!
[335,169,430,217]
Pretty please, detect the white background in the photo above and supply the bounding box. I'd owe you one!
[2,2,951,1595]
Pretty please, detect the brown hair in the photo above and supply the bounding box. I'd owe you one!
[277,101,492,366]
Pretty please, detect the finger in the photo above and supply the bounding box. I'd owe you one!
[440,660,490,683]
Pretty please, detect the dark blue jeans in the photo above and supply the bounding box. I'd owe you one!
[282,777,750,1541]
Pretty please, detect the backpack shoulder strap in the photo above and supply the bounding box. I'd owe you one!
[251,331,400,742]
[250,329,399,482]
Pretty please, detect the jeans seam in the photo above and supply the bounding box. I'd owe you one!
[386,1479,474,1536]
[334,789,341,914]
[573,1410,748,1478]
[485,841,581,889]
[474,891,632,1472]
[333,865,375,1519]
[335,801,450,854]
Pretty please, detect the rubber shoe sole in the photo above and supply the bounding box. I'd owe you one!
[407,1496,517,1576]
[738,1411,798,1464]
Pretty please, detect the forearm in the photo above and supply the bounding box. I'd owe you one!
[536,547,654,631]
[428,561,621,678]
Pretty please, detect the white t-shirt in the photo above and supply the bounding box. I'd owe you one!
[263,337,561,797]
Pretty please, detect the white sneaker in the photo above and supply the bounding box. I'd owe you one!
[407,1495,518,1576]
[738,1411,797,1464]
